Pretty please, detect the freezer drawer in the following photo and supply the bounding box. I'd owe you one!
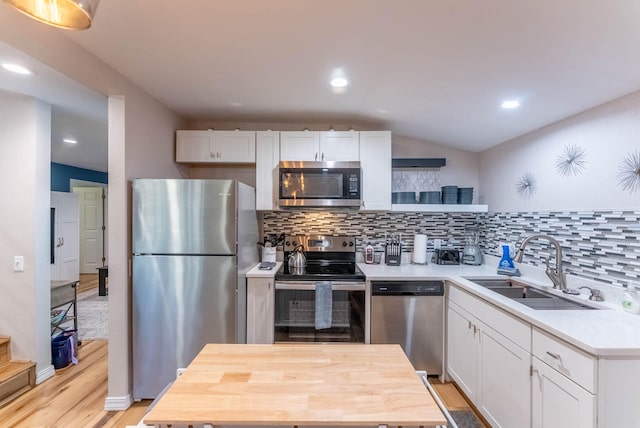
[132,254,237,399]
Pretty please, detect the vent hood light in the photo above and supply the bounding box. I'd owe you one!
[1,63,32,75]
[501,100,520,109]
[63,138,77,144]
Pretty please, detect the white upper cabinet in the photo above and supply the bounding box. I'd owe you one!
[318,131,359,161]
[255,131,280,211]
[280,130,359,161]
[359,131,391,211]
[176,130,256,163]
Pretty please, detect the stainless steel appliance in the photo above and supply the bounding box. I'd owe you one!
[273,235,366,342]
[131,179,258,399]
[462,225,483,265]
[432,248,461,265]
[370,281,444,375]
[278,161,361,207]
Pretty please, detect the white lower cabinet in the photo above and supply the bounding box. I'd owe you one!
[246,278,274,344]
[532,356,596,428]
[532,328,596,428]
[447,285,531,428]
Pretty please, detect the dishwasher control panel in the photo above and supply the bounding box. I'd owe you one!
[371,281,444,296]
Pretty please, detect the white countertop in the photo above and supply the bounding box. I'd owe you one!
[359,261,640,357]
[246,262,283,278]
[246,260,640,357]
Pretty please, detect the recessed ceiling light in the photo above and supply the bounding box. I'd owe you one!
[230,102,243,107]
[63,138,77,144]
[376,109,390,114]
[501,100,520,109]
[1,63,32,75]
[330,77,348,88]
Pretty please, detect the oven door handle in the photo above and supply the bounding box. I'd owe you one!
[275,282,366,291]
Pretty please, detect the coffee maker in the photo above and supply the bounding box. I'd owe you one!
[462,226,483,265]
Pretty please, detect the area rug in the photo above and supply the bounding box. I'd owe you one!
[449,410,485,428]
[77,287,108,341]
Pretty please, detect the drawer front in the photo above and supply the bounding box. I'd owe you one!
[51,284,75,308]
[448,284,530,351]
[532,328,597,393]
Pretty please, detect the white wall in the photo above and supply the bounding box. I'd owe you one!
[480,90,640,212]
[0,12,188,408]
[0,91,52,377]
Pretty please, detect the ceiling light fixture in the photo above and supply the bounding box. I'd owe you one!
[63,138,77,144]
[501,100,520,109]
[330,77,348,88]
[2,0,100,30]
[1,63,32,75]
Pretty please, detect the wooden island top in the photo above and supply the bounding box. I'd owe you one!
[144,343,446,427]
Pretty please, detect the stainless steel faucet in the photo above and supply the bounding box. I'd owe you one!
[513,234,567,290]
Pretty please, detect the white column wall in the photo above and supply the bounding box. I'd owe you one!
[0,91,52,378]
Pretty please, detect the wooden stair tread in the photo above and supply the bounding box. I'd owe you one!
[0,337,9,346]
[0,361,35,382]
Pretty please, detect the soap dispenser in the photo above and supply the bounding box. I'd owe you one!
[621,285,640,314]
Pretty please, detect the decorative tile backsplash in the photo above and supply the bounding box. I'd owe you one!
[262,210,483,253]
[482,211,640,288]
[262,210,640,288]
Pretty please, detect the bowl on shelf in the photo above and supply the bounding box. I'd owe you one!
[392,192,417,204]
[419,191,441,204]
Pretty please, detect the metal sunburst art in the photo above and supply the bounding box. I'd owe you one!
[618,150,640,193]
[515,173,537,199]
[555,144,587,176]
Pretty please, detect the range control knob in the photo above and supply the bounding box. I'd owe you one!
[342,242,348,247]
[285,241,290,247]
[292,241,298,247]
[349,241,354,247]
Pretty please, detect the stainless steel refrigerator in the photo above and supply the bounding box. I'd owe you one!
[132,179,258,399]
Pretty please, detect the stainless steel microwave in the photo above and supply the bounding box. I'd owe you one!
[278,161,361,207]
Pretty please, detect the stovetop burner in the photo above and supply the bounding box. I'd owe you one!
[275,261,365,281]
[275,234,365,281]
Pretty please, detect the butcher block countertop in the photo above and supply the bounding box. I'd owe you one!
[143,344,446,427]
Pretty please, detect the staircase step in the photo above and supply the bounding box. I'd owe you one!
[0,336,9,365]
[0,361,35,407]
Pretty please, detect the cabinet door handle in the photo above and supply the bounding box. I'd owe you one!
[210,152,215,158]
[321,152,325,161]
[468,321,472,330]
[314,152,318,161]
[546,351,561,360]
[61,237,64,246]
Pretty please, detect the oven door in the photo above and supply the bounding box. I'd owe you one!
[274,281,366,343]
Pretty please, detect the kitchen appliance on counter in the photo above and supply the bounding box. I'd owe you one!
[273,235,366,343]
[131,179,258,399]
[371,280,444,375]
[462,225,483,265]
[432,248,461,265]
[278,161,361,207]
[385,233,402,266]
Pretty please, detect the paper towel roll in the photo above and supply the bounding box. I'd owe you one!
[412,234,428,264]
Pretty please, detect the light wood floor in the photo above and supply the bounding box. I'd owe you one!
[0,274,485,427]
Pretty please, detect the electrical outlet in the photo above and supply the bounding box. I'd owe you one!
[14,256,24,272]
[433,239,442,249]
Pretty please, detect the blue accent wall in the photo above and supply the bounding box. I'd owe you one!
[51,162,108,192]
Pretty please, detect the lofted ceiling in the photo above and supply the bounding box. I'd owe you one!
[3,0,640,172]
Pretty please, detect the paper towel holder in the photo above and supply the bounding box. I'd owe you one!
[412,234,428,265]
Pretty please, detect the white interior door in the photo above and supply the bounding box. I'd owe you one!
[73,187,107,273]
[51,191,79,281]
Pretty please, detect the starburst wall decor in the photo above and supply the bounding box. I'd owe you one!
[555,144,587,176]
[618,150,640,193]
[515,173,537,199]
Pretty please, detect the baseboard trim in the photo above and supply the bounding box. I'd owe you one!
[36,364,55,385]
[104,393,133,411]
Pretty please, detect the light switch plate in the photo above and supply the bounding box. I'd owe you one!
[14,256,24,272]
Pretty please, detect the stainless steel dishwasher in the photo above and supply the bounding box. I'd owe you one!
[370,281,444,375]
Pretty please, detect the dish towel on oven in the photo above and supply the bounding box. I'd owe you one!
[315,281,332,330]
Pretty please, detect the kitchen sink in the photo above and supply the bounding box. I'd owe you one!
[463,277,599,310]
